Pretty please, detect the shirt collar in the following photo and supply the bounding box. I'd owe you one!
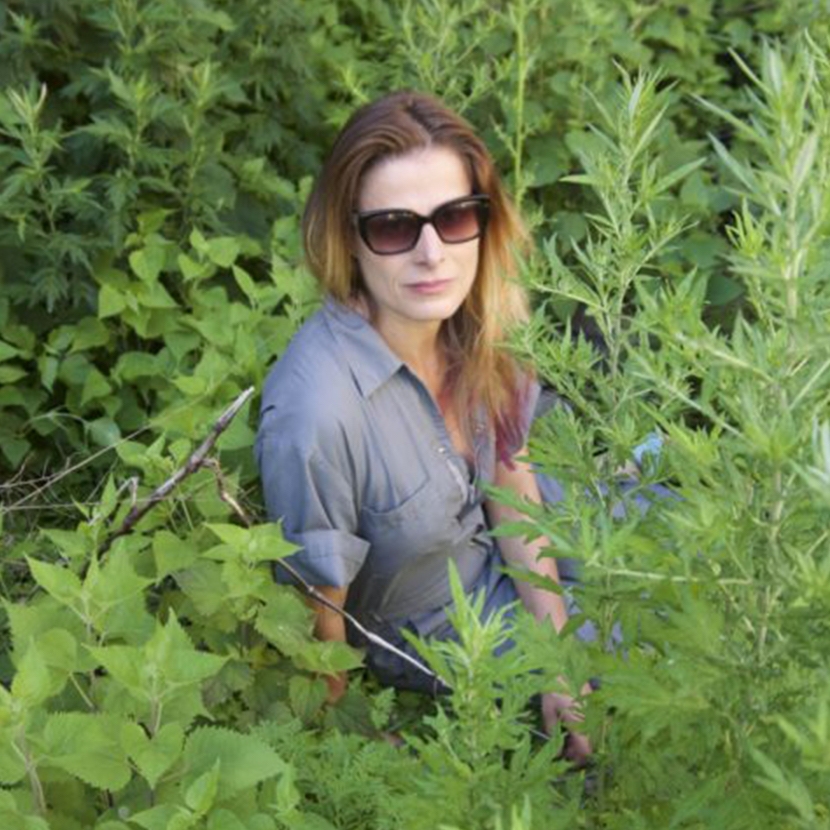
[322,298,404,398]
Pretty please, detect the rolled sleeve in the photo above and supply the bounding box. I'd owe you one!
[255,415,370,588]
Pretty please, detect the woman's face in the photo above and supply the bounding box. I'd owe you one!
[353,145,480,344]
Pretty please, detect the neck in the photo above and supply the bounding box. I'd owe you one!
[375,316,447,399]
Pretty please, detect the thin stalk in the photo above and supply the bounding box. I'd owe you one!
[510,0,529,205]
[16,736,47,815]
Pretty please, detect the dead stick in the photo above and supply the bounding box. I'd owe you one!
[98,386,255,555]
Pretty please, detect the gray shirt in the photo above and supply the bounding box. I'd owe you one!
[255,299,531,684]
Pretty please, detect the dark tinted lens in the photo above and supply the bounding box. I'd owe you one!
[363,212,420,254]
[433,200,487,243]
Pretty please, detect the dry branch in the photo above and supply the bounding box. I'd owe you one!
[98,386,254,555]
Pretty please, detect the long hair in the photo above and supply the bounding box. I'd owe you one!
[302,90,533,461]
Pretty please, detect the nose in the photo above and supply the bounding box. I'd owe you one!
[414,221,445,265]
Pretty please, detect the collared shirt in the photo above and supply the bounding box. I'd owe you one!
[255,299,527,687]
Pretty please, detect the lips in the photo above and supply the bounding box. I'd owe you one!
[406,279,453,294]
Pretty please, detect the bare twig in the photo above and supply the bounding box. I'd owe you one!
[98,386,255,554]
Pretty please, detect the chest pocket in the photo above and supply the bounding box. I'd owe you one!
[359,477,460,576]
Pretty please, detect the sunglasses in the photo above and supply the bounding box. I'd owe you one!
[354,194,490,255]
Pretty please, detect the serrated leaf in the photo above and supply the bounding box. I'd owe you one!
[41,712,131,790]
[121,721,184,789]
[185,760,220,815]
[175,560,228,617]
[255,590,313,655]
[183,726,286,797]
[292,640,364,675]
[12,639,68,707]
[153,531,199,579]
[130,804,181,830]
[323,687,377,736]
[206,522,298,565]
[26,557,82,607]
[288,675,327,723]
[87,549,153,639]
[0,726,27,784]
[90,613,226,727]
[40,528,93,561]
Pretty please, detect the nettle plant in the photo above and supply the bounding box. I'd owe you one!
[0,478,373,829]
[522,41,830,828]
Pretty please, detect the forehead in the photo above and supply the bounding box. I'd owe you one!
[357,145,472,213]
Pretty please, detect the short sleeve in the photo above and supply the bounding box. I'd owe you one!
[255,411,370,588]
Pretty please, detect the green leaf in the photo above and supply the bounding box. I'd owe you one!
[130,804,182,830]
[41,712,132,791]
[323,687,377,736]
[288,675,327,723]
[70,317,110,352]
[172,374,208,395]
[4,597,88,669]
[86,549,153,640]
[129,245,166,283]
[178,252,212,281]
[0,364,27,384]
[0,726,27,784]
[121,721,184,789]
[0,340,20,362]
[153,531,200,579]
[183,726,286,797]
[11,640,68,707]
[185,760,220,815]
[80,368,113,407]
[292,640,364,675]
[26,557,83,608]
[206,522,298,565]
[255,589,313,655]
[0,430,30,467]
[0,788,49,828]
[175,560,228,617]
[207,809,251,830]
[99,284,127,318]
[41,528,93,561]
[89,416,122,449]
[90,613,227,726]
[136,280,178,309]
[206,236,240,268]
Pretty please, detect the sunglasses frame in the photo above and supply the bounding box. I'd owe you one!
[353,194,491,255]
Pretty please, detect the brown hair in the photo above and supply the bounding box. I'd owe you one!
[302,90,533,461]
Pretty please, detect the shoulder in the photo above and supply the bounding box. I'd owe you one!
[257,305,367,456]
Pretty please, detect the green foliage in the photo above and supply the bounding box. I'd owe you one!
[2,2,830,828]
[524,36,830,830]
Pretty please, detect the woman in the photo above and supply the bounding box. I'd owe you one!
[255,90,589,762]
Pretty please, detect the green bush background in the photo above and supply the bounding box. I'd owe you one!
[1,1,829,828]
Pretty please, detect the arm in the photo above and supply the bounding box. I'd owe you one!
[485,449,570,631]
[486,448,592,764]
[308,585,349,703]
